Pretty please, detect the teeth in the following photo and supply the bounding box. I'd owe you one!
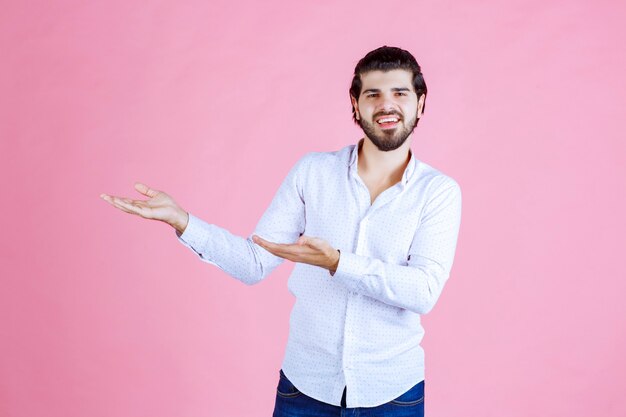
[377,117,398,124]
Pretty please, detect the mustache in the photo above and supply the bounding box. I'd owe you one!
[373,111,403,120]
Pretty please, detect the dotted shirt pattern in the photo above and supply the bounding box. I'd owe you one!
[175,139,462,408]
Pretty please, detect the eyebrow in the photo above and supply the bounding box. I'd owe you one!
[362,87,412,95]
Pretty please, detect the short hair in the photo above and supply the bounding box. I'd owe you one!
[349,46,427,124]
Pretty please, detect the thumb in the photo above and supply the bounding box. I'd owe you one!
[298,235,323,248]
[134,182,159,198]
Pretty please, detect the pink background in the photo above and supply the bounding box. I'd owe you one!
[1,0,625,416]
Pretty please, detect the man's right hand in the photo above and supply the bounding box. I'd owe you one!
[100,183,189,234]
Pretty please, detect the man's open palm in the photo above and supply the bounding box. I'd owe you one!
[100,183,188,231]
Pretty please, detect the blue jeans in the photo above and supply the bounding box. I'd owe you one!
[272,369,425,416]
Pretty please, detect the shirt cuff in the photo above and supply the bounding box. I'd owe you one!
[175,213,208,250]
[330,251,367,292]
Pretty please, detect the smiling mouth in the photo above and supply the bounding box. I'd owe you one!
[376,116,401,129]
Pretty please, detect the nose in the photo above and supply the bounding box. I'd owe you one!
[381,101,395,111]
[378,94,399,114]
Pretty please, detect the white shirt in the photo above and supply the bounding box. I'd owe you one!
[175,138,462,408]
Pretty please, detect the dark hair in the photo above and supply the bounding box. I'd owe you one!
[349,46,427,124]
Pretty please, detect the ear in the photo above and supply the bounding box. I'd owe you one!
[351,96,360,120]
[417,94,425,118]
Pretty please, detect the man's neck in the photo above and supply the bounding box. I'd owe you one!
[357,137,412,183]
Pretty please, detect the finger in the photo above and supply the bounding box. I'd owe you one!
[275,245,307,260]
[119,197,152,215]
[252,235,275,248]
[101,194,124,207]
[112,202,136,215]
[106,196,147,216]
[253,235,303,258]
[254,236,291,253]
[253,237,328,266]
[253,237,288,258]
[253,235,281,252]
[101,195,136,215]
[134,182,159,198]
[110,198,140,214]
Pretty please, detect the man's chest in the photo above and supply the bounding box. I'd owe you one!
[358,165,405,206]
[302,175,425,263]
[362,178,400,206]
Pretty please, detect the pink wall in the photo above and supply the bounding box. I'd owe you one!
[1,0,625,416]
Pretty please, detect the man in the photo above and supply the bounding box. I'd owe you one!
[101,45,462,416]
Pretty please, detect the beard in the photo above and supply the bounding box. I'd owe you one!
[358,111,419,152]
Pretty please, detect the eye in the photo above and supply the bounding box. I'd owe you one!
[366,93,379,98]
[395,92,407,96]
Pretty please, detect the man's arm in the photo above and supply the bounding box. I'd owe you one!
[330,181,462,314]
[175,155,309,285]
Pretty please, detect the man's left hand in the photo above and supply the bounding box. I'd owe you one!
[252,234,340,273]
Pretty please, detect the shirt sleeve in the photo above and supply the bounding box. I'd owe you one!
[330,179,462,314]
[174,154,308,285]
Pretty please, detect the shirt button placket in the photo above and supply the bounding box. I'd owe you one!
[342,183,368,390]
[356,215,369,256]
[342,254,359,377]
[343,218,369,385]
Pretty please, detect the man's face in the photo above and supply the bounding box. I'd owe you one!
[352,69,425,152]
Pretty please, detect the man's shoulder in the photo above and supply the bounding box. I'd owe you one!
[294,144,353,170]
[414,159,461,194]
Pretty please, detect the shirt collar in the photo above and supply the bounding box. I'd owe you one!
[348,138,417,187]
